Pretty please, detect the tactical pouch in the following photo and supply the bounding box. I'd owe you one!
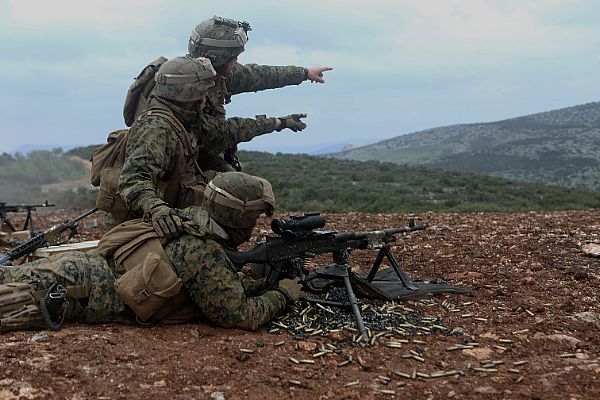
[96,166,130,222]
[114,251,182,322]
[0,283,45,332]
[90,129,128,187]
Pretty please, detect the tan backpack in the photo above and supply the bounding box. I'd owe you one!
[123,56,167,127]
[90,110,195,221]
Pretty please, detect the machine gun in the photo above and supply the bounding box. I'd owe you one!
[0,208,98,266]
[226,213,465,339]
[0,200,55,234]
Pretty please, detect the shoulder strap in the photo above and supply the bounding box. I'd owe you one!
[136,109,204,178]
[136,109,192,156]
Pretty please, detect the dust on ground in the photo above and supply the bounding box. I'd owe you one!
[0,209,599,399]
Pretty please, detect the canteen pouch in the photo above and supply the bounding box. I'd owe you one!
[114,251,182,322]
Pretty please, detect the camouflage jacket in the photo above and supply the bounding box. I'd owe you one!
[203,62,307,119]
[165,234,288,331]
[119,98,205,216]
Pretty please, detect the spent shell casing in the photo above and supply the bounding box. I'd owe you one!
[289,357,300,364]
[343,380,360,388]
[337,360,351,367]
[299,359,316,364]
[378,389,395,395]
[473,367,498,373]
[559,353,577,358]
[288,380,302,386]
[378,375,391,382]
[393,371,411,379]
[274,341,285,347]
[508,369,520,373]
[312,351,328,358]
[516,376,524,383]
[513,360,529,366]
[239,348,254,353]
[499,339,514,343]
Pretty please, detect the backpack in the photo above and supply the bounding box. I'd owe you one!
[90,110,197,221]
[123,56,167,127]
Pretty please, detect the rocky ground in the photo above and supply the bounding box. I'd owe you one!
[0,209,599,399]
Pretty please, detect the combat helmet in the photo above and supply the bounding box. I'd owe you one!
[203,172,274,229]
[154,56,216,103]
[188,16,251,66]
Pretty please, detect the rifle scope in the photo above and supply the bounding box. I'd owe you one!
[271,213,326,235]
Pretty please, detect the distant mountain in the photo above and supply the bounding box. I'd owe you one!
[331,102,600,191]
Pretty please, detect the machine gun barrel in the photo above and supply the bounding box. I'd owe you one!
[0,200,55,213]
[0,208,97,266]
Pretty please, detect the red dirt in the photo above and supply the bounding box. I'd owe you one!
[1,209,599,399]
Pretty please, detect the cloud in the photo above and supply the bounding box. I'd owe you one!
[6,0,164,28]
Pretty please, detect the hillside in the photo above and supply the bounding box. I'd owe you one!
[4,148,600,212]
[332,101,600,191]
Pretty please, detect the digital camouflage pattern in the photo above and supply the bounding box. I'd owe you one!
[203,62,306,119]
[0,235,288,331]
[164,234,287,331]
[196,62,307,172]
[0,251,131,324]
[194,113,277,157]
[119,97,205,217]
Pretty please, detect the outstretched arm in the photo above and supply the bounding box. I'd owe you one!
[227,62,333,95]
[196,113,307,154]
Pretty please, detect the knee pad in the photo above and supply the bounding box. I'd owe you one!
[0,283,45,332]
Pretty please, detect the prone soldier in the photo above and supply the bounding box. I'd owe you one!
[0,172,306,332]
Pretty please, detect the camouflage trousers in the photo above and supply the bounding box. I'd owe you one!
[164,234,288,331]
[0,251,131,324]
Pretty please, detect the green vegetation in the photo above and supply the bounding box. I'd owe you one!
[239,151,600,213]
[2,148,600,212]
[0,149,95,208]
[333,101,600,191]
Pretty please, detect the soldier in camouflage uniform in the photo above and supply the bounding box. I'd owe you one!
[0,172,305,332]
[187,16,333,171]
[119,56,307,238]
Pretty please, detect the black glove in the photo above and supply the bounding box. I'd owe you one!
[148,205,186,240]
[276,113,307,132]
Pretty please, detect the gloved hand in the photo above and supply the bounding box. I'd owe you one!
[276,278,308,302]
[148,205,186,240]
[276,113,307,132]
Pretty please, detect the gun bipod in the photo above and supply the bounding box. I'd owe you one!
[308,263,369,340]
[303,244,422,342]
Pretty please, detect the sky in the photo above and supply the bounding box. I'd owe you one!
[0,0,599,155]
